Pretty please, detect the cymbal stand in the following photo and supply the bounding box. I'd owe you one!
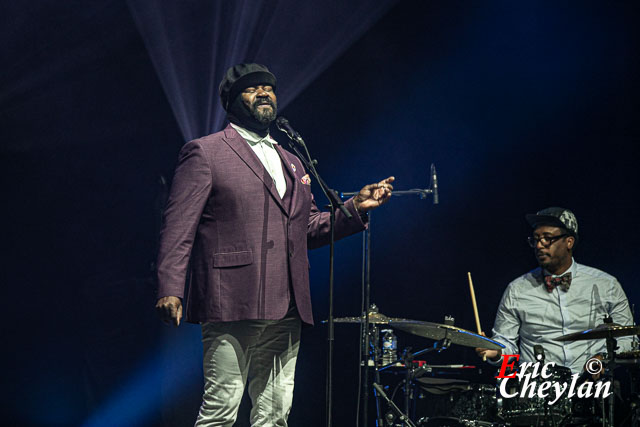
[632,304,639,352]
[630,303,639,427]
[629,304,639,427]
[368,312,384,427]
[605,334,618,427]
[379,339,451,426]
[373,383,417,427]
[630,371,639,427]
[598,315,618,427]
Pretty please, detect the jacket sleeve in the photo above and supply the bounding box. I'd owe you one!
[156,141,212,299]
[306,194,367,249]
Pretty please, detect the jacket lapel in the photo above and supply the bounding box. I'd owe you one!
[221,125,287,215]
[276,145,300,214]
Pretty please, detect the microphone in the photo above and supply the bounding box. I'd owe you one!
[276,116,305,146]
[430,163,439,205]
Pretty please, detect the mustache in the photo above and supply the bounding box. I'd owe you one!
[253,97,275,108]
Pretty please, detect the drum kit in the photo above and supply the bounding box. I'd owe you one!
[331,306,640,427]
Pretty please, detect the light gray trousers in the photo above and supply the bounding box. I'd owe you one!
[195,313,301,427]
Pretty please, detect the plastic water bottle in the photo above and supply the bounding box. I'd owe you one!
[381,329,397,365]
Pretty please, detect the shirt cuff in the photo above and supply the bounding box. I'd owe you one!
[353,200,369,222]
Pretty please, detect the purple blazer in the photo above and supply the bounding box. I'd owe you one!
[156,125,366,325]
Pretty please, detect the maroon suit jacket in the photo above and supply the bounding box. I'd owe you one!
[156,124,366,325]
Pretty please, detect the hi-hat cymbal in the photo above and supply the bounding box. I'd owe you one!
[388,320,504,350]
[554,323,640,342]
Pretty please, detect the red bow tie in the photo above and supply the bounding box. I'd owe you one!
[544,273,572,293]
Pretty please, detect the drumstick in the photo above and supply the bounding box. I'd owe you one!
[468,272,486,361]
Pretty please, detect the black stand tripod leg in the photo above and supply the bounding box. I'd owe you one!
[373,383,418,427]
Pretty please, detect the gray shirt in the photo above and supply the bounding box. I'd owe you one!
[491,259,633,373]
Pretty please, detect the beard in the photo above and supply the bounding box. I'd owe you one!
[249,98,277,124]
[536,250,568,274]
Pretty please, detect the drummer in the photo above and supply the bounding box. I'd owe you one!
[476,207,634,374]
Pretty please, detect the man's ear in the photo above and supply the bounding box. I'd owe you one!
[566,236,575,250]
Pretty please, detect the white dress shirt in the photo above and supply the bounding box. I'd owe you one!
[231,123,286,198]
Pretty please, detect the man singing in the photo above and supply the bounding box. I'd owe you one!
[155,63,394,426]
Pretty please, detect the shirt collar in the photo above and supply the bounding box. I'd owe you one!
[230,123,278,146]
[544,257,577,278]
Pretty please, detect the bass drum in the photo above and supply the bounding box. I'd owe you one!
[498,365,573,426]
[415,378,498,426]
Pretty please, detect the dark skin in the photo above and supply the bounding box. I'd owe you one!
[242,85,277,123]
[476,225,574,362]
[156,84,394,325]
[474,225,602,377]
[532,225,574,275]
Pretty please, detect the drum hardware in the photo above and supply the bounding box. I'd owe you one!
[341,168,439,427]
[386,314,501,426]
[331,307,504,426]
[536,345,560,427]
[327,304,402,424]
[416,377,498,426]
[417,417,497,426]
[374,382,418,427]
[554,323,640,342]
[498,364,575,427]
[400,340,455,424]
[616,351,640,427]
[329,287,638,427]
[554,316,640,427]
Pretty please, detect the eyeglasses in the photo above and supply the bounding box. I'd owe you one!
[527,234,568,248]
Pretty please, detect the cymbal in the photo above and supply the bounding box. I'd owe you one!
[326,312,407,324]
[388,320,504,350]
[554,323,640,342]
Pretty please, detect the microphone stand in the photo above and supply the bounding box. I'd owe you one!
[341,167,438,426]
[277,128,351,427]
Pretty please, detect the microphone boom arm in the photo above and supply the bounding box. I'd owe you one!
[340,189,433,198]
[341,163,439,203]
